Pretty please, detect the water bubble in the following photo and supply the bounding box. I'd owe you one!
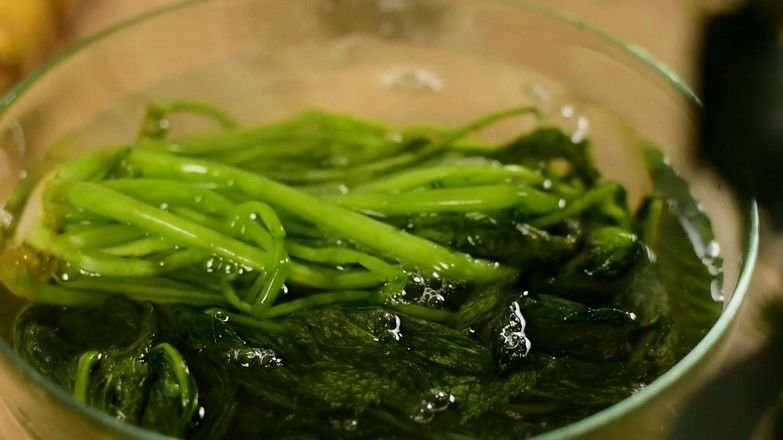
[342,419,358,431]
[711,278,725,302]
[226,347,283,368]
[386,131,404,143]
[411,404,435,424]
[571,116,590,143]
[212,310,229,323]
[560,105,576,118]
[526,81,551,102]
[380,67,443,93]
[426,389,455,411]
[383,312,403,341]
[505,409,525,420]
[419,287,445,308]
[705,240,721,259]
[499,301,532,358]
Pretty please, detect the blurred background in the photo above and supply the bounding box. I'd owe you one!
[0,0,778,437]
[0,0,742,91]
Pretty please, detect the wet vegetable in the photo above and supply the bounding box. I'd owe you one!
[0,102,723,438]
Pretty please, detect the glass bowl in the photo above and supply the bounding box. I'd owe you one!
[0,0,758,439]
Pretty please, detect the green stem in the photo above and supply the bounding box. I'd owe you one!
[100,236,176,257]
[249,263,289,317]
[150,343,199,413]
[333,184,562,216]
[529,182,620,229]
[56,224,147,250]
[32,221,208,277]
[204,308,284,332]
[286,242,405,280]
[61,277,227,306]
[138,100,238,141]
[102,179,235,216]
[127,150,513,284]
[288,263,388,289]
[72,351,101,404]
[219,279,252,313]
[255,291,373,319]
[267,107,540,184]
[44,180,274,271]
[351,164,544,194]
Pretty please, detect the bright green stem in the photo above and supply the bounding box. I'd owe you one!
[204,308,284,332]
[270,107,540,184]
[286,242,405,281]
[219,279,252,314]
[102,179,235,216]
[44,180,274,271]
[54,147,127,182]
[255,291,373,319]
[249,263,289,317]
[288,263,388,289]
[138,100,238,141]
[0,259,226,306]
[72,351,101,403]
[29,222,207,277]
[226,201,287,251]
[351,164,544,194]
[100,237,176,257]
[333,184,562,216]
[56,224,147,250]
[61,277,227,306]
[126,150,512,284]
[529,182,620,229]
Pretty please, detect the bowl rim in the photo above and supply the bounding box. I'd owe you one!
[0,0,760,439]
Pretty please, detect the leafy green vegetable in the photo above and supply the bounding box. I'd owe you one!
[0,102,724,439]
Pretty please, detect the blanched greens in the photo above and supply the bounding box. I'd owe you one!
[0,102,722,439]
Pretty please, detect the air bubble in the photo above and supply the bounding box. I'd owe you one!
[419,287,445,308]
[560,105,576,118]
[383,313,403,341]
[711,278,725,302]
[705,240,721,258]
[380,67,443,93]
[526,82,551,102]
[226,348,283,368]
[212,310,229,322]
[343,419,358,431]
[426,389,455,411]
[411,404,435,424]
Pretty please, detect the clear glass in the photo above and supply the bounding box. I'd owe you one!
[0,0,758,439]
